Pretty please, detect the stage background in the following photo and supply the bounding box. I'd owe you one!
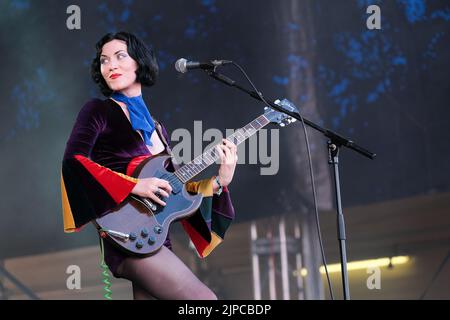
[0,0,448,260]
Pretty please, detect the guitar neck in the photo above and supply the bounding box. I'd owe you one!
[174,114,271,183]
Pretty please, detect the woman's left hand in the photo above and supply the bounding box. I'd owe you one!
[216,138,238,187]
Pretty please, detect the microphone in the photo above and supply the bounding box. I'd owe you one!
[174,58,231,73]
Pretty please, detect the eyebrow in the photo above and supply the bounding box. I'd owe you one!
[100,50,126,57]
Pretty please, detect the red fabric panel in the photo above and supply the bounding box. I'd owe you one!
[74,155,137,204]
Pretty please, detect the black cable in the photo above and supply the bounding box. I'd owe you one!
[227,61,335,300]
[419,249,450,300]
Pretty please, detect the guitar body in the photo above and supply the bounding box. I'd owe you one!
[94,153,203,256]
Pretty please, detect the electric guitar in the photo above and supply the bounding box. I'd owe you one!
[94,99,299,256]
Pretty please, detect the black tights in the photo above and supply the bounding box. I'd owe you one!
[116,246,217,300]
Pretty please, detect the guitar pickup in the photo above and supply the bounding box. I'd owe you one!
[130,195,157,212]
[142,198,157,211]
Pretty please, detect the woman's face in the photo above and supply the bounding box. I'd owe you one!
[100,39,139,93]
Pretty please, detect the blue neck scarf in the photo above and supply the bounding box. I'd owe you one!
[111,92,155,146]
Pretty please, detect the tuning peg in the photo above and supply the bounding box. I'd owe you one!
[274,99,281,105]
[280,123,286,127]
[264,106,268,110]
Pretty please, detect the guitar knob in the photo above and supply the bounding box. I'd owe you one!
[141,228,149,238]
[148,236,156,245]
[154,226,163,234]
[136,240,144,249]
[129,232,137,241]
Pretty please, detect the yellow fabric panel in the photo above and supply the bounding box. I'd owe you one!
[201,232,223,258]
[60,173,76,233]
[113,170,139,184]
[186,177,214,197]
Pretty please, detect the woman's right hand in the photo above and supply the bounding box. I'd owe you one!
[131,177,172,206]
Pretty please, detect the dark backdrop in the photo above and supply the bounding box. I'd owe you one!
[0,0,448,258]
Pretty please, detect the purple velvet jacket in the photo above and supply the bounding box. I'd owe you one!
[61,98,235,276]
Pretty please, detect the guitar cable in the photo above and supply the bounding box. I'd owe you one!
[99,236,113,300]
[226,61,335,300]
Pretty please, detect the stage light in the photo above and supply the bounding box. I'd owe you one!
[293,256,410,277]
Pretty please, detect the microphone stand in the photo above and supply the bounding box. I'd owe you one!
[205,68,376,300]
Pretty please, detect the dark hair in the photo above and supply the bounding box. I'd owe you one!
[90,31,159,97]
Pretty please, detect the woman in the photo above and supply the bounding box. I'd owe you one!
[61,31,237,300]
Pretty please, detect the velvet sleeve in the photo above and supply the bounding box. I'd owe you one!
[61,99,138,233]
[182,178,235,258]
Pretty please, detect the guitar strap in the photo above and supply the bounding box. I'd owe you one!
[154,120,169,150]
[154,120,181,170]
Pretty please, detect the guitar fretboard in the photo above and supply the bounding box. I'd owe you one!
[174,114,270,183]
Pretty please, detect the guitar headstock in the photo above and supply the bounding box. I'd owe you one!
[264,98,299,127]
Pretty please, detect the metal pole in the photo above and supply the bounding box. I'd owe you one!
[294,222,305,300]
[251,222,261,300]
[0,262,39,300]
[267,228,277,300]
[279,218,290,300]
